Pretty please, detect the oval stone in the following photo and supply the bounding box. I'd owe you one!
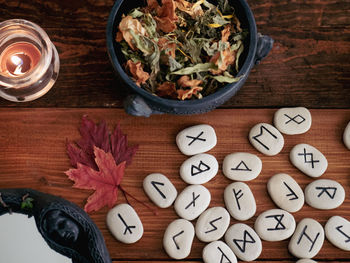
[274,107,312,135]
[176,124,217,156]
[180,153,218,184]
[344,121,350,150]
[174,184,211,221]
[289,218,324,259]
[163,219,194,259]
[254,209,296,241]
[222,152,262,181]
[224,182,256,221]
[305,179,345,210]
[296,259,318,263]
[106,203,143,244]
[143,173,177,208]
[325,216,350,251]
[195,207,230,242]
[225,223,262,261]
[290,143,328,178]
[202,241,237,263]
[267,173,304,213]
[249,123,284,156]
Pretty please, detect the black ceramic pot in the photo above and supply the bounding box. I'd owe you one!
[107,0,273,117]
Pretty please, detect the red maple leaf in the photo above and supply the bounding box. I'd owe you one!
[65,146,126,213]
[67,115,138,170]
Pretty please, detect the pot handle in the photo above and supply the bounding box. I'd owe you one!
[124,94,162,117]
[255,33,274,65]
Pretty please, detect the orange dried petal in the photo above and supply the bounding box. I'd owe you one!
[155,16,177,33]
[118,16,147,50]
[175,0,204,18]
[177,75,203,88]
[126,60,150,86]
[157,0,178,22]
[158,38,176,58]
[210,48,236,75]
[177,86,203,100]
[156,81,178,98]
[147,0,159,9]
[221,24,231,43]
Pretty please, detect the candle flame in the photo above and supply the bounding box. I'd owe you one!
[11,55,24,75]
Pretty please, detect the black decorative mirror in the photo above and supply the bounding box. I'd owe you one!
[0,188,111,263]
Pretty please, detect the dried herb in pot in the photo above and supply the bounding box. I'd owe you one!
[116,0,246,100]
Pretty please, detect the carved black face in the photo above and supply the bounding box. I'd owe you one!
[43,210,81,246]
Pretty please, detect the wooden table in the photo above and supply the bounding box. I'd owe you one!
[0,1,349,263]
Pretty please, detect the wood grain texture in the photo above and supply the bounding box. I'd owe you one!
[0,108,349,261]
[0,0,348,108]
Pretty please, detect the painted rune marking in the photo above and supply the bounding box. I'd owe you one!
[283,181,299,201]
[191,160,210,176]
[186,131,206,146]
[231,160,252,172]
[266,214,286,231]
[297,225,320,252]
[204,216,223,234]
[233,188,244,211]
[316,187,337,199]
[217,246,232,263]
[118,213,136,235]
[151,181,166,199]
[284,114,306,125]
[185,192,200,209]
[233,230,256,253]
[336,225,350,243]
[252,125,278,151]
[298,148,320,168]
[172,230,184,250]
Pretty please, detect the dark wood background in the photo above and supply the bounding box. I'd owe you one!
[0,0,349,108]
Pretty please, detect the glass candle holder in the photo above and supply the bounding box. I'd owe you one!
[0,19,59,102]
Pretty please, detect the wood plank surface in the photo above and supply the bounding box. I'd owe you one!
[0,108,349,261]
[0,0,349,108]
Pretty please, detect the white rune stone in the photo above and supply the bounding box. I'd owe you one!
[180,153,218,184]
[267,173,305,213]
[195,207,230,242]
[274,107,312,135]
[224,223,262,261]
[174,184,211,221]
[288,218,324,259]
[254,209,296,241]
[163,219,195,259]
[296,259,318,263]
[305,179,345,210]
[224,182,256,221]
[222,152,262,181]
[290,143,328,178]
[325,216,350,251]
[249,123,284,156]
[106,203,143,244]
[143,173,177,208]
[343,121,350,150]
[202,241,237,263]
[176,124,217,156]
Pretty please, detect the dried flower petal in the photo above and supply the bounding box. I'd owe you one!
[175,0,204,18]
[155,16,177,33]
[158,37,176,58]
[156,81,178,98]
[221,24,231,43]
[177,75,203,88]
[177,86,203,100]
[117,16,147,50]
[126,60,150,86]
[157,0,178,22]
[210,47,236,75]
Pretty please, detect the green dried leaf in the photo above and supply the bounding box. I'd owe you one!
[211,73,244,83]
[169,56,183,72]
[171,63,217,75]
[21,197,34,210]
[130,8,144,18]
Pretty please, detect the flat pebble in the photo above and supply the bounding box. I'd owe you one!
[325,216,350,251]
[224,182,256,221]
[163,219,194,259]
[289,218,324,259]
[143,173,177,208]
[290,143,328,178]
[344,121,350,150]
[274,107,312,135]
[195,207,230,242]
[225,223,262,261]
[202,241,237,263]
[174,184,211,221]
[305,179,345,210]
[296,259,318,263]
[222,152,262,181]
[176,124,217,156]
[106,203,143,244]
[254,209,296,241]
[249,123,284,156]
[180,153,218,184]
[267,173,304,213]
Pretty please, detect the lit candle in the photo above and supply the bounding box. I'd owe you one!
[0,42,41,77]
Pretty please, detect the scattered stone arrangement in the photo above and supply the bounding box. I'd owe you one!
[106,107,349,262]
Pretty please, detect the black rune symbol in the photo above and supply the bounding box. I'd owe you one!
[231,160,252,172]
[316,187,337,199]
[233,230,256,253]
[297,225,320,252]
[252,125,278,151]
[191,161,210,176]
[284,114,306,125]
[298,148,320,168]
[118,213,136,235]
[266,214,286,231]
[186,131,206,146]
